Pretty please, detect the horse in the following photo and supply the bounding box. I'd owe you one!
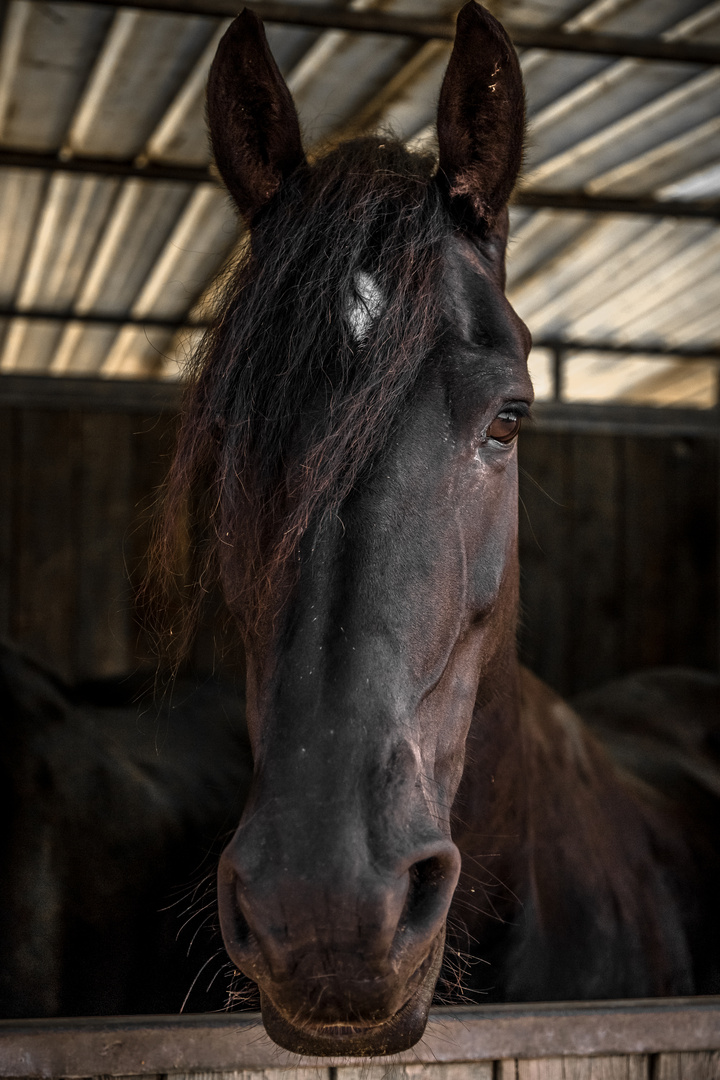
[153,1,720,1057]
[0,639,251,1017]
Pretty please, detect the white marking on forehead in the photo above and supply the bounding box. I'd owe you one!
[347,270,384,341]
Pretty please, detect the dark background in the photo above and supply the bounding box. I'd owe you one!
[1,394,717,695]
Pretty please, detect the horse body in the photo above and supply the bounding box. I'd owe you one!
[156,1,720,1056]
[0,640,251,1017]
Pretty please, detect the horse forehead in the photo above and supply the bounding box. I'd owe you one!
[347,269,384,342]
[444,235,531,362]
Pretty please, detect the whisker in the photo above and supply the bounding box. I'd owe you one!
[176,899,217,940]
[180,949,227,1013]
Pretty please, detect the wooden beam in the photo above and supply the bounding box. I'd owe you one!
[0,999,718,1075]
[532,340,720,361]
[509,25,720,65]
[0,374,182,412]
[1,376,718,434]
[2,312,719,366]
[0,148,214,184]
[531,401,720,437]
[43,0,720,65]
[1,152,719,219]
[513,191,720,220]
[0,305,197,329]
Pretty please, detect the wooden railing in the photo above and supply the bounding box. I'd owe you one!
[1,1000,719,1080]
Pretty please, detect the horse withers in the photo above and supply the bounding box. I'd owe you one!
[155,1,720,1057]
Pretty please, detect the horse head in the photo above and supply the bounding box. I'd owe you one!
[178,2,531,1055]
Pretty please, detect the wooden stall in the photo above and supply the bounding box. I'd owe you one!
[517,407,720,696]
[0,377,177,683]
[0,376,717,694]
[0,383,718,1077]
[1,0,718,1071]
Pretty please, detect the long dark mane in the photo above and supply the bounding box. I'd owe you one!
[153,138,452,649]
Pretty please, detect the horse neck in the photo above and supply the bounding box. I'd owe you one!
[453,664,697,998]
[451,635,525,874]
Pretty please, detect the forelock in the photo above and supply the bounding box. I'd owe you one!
[170,138,452,630]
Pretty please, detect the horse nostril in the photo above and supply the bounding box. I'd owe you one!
[402,851,459,938]
[218,860,255,961]
[230,896,253,951]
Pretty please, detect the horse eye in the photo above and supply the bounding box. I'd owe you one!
[487,412,522,444]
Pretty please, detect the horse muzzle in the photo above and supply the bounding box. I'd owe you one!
[258,935,445,1055]
[217,835,460,1054]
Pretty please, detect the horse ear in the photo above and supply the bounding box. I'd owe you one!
[437,1,525,235]
[207,9,306,221]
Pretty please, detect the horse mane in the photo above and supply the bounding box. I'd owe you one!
[151,137,452,653]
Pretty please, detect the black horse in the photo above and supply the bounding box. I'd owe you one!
[153,1,720,1057]
[0,639,251,1017]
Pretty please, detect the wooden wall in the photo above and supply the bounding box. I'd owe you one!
[0,389,718,693]
[518,430,719,696]
[0,406,177,682]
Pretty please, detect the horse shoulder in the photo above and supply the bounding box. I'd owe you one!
[508,666,717,998]
[572,668,720,806]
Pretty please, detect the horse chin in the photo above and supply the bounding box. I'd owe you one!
[259,936,444,1057]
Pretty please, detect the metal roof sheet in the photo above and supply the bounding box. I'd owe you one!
[0,0,716,407]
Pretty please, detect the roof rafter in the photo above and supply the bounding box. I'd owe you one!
[0,148,213,184]
[532,340,720,360]
[1,309,718,362]
[0,307,192,329]
[46,0,720,65]
[1,149,719,219]
[514,191,720,219]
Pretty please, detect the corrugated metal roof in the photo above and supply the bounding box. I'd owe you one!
[0,0,717,405]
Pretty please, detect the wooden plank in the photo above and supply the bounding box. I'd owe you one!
[1,376,718,436]
[568,434,621,693]
[0,1000,718,1076]
[0,375,181,413]
[655,1051,720,1079]
[169,1072,329,1080]
[518,430,573,695]
[0,408,14,639]
[621,438,669,673]
[12,410,82,680]
[516,1060,571,1080]
[529,404,720,439]
[91,1076,159,1080]
[515,1057,647,1079]
[520,429,719,693]
[664,437,719,670]
[75,412,135,678]
[339,1065,493,1080]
